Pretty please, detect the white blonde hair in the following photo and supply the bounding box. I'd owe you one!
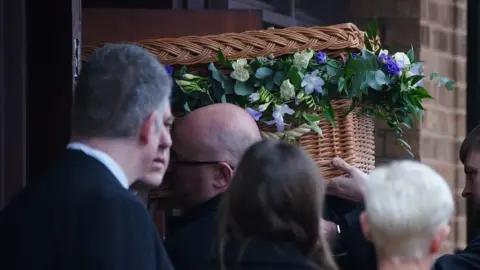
[364,160,454,260]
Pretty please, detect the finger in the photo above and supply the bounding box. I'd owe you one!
[331,157,354,173]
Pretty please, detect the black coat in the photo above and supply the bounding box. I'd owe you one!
[210,240,317,270]
[164,195,376,270]
[0,149,173,270]
[432,236,480,269]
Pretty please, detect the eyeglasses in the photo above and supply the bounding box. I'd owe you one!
[169,150,235,170]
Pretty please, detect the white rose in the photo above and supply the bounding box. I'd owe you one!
[231,59,250,82]
[392,52,411,69]
[280,80,296,100]
[293,50,314,69]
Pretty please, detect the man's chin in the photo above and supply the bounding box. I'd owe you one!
[142,171,166,187]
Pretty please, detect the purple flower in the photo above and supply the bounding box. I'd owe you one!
[301,70,324,94]
[265,104,294,132]
[165,65,173,76]
[316,51,327,64]
[352,52,359,59]
[246,107,262,121]
[378,53,391,64]
[385,59,401,76]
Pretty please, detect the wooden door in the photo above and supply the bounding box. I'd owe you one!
[82,8,262,236]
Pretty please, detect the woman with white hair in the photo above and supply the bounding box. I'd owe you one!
[359,160,454,270]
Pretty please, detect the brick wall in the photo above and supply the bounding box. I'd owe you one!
[419,0,467,252]
[347,0,467,253]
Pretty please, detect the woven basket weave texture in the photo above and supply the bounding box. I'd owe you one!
[83,23,375,197]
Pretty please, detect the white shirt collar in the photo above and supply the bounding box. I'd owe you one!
[67,142,129,189]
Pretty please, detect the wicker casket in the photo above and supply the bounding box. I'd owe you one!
[83,22,453,199]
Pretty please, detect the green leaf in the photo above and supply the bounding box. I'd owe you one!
[255,67,274,79]
[234,81,253,96]
[217,50,229,66]
[287,66,303,88]
[222,79,234,94]
[445,80,455,90]
[406,45,415,63]
[366,71,383,91]
[338,77,345,92]
[322,107,336,127]
[327,60,344,79]
[208,63,225,82]
[395,138,414,157]
[430,73,439,80]
[221,94,227,103]
[302,112,323,137]
[346,57,366,74]
[375,70,387,85]
[437,77,450,88]
[273,71,285,85]
[211,80,225,102]
[361,49,379,70]
[412,86,433,99]
[407,75,424,86]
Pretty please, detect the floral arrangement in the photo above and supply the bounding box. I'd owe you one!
[170,24,454,156]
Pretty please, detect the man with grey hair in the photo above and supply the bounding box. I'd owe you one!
[0,44,174,270]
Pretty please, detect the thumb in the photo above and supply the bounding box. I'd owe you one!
[331,157,354,174]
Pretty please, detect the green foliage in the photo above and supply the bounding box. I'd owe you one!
[170,24,456,157]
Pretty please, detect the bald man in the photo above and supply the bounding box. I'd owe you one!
[164,104,261,270]
[164,104,375,270]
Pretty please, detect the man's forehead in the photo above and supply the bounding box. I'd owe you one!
[465,151,480,169]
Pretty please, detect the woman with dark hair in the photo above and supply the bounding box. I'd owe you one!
[214,139,338,270]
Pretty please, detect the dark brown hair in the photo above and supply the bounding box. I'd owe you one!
[460,125,480,163]
[217,139,337,270]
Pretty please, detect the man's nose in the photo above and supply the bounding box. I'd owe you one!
[462,184,471,199]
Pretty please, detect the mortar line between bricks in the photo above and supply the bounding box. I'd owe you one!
[420,20,467,36]
[422,104,466,114]
[419,131,459,140]
[420,46,467,59]
[421,158,458,167]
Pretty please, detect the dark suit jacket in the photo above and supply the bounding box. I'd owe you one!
[165,195,375,270]
[210,240,317,270]
[432,236,480,269]
[165,195,221,270]
[0,149,173,270]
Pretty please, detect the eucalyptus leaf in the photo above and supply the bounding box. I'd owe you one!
[430,73,439,80]
[361,49,379,70]
[221,79,234,94]
[445,80,455,90]
[273,71,285,85]
[208,63,225,82]
[437,77,450,88]
[255,67,274,79]
[221,94,227,103]
[234,81,253,96]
